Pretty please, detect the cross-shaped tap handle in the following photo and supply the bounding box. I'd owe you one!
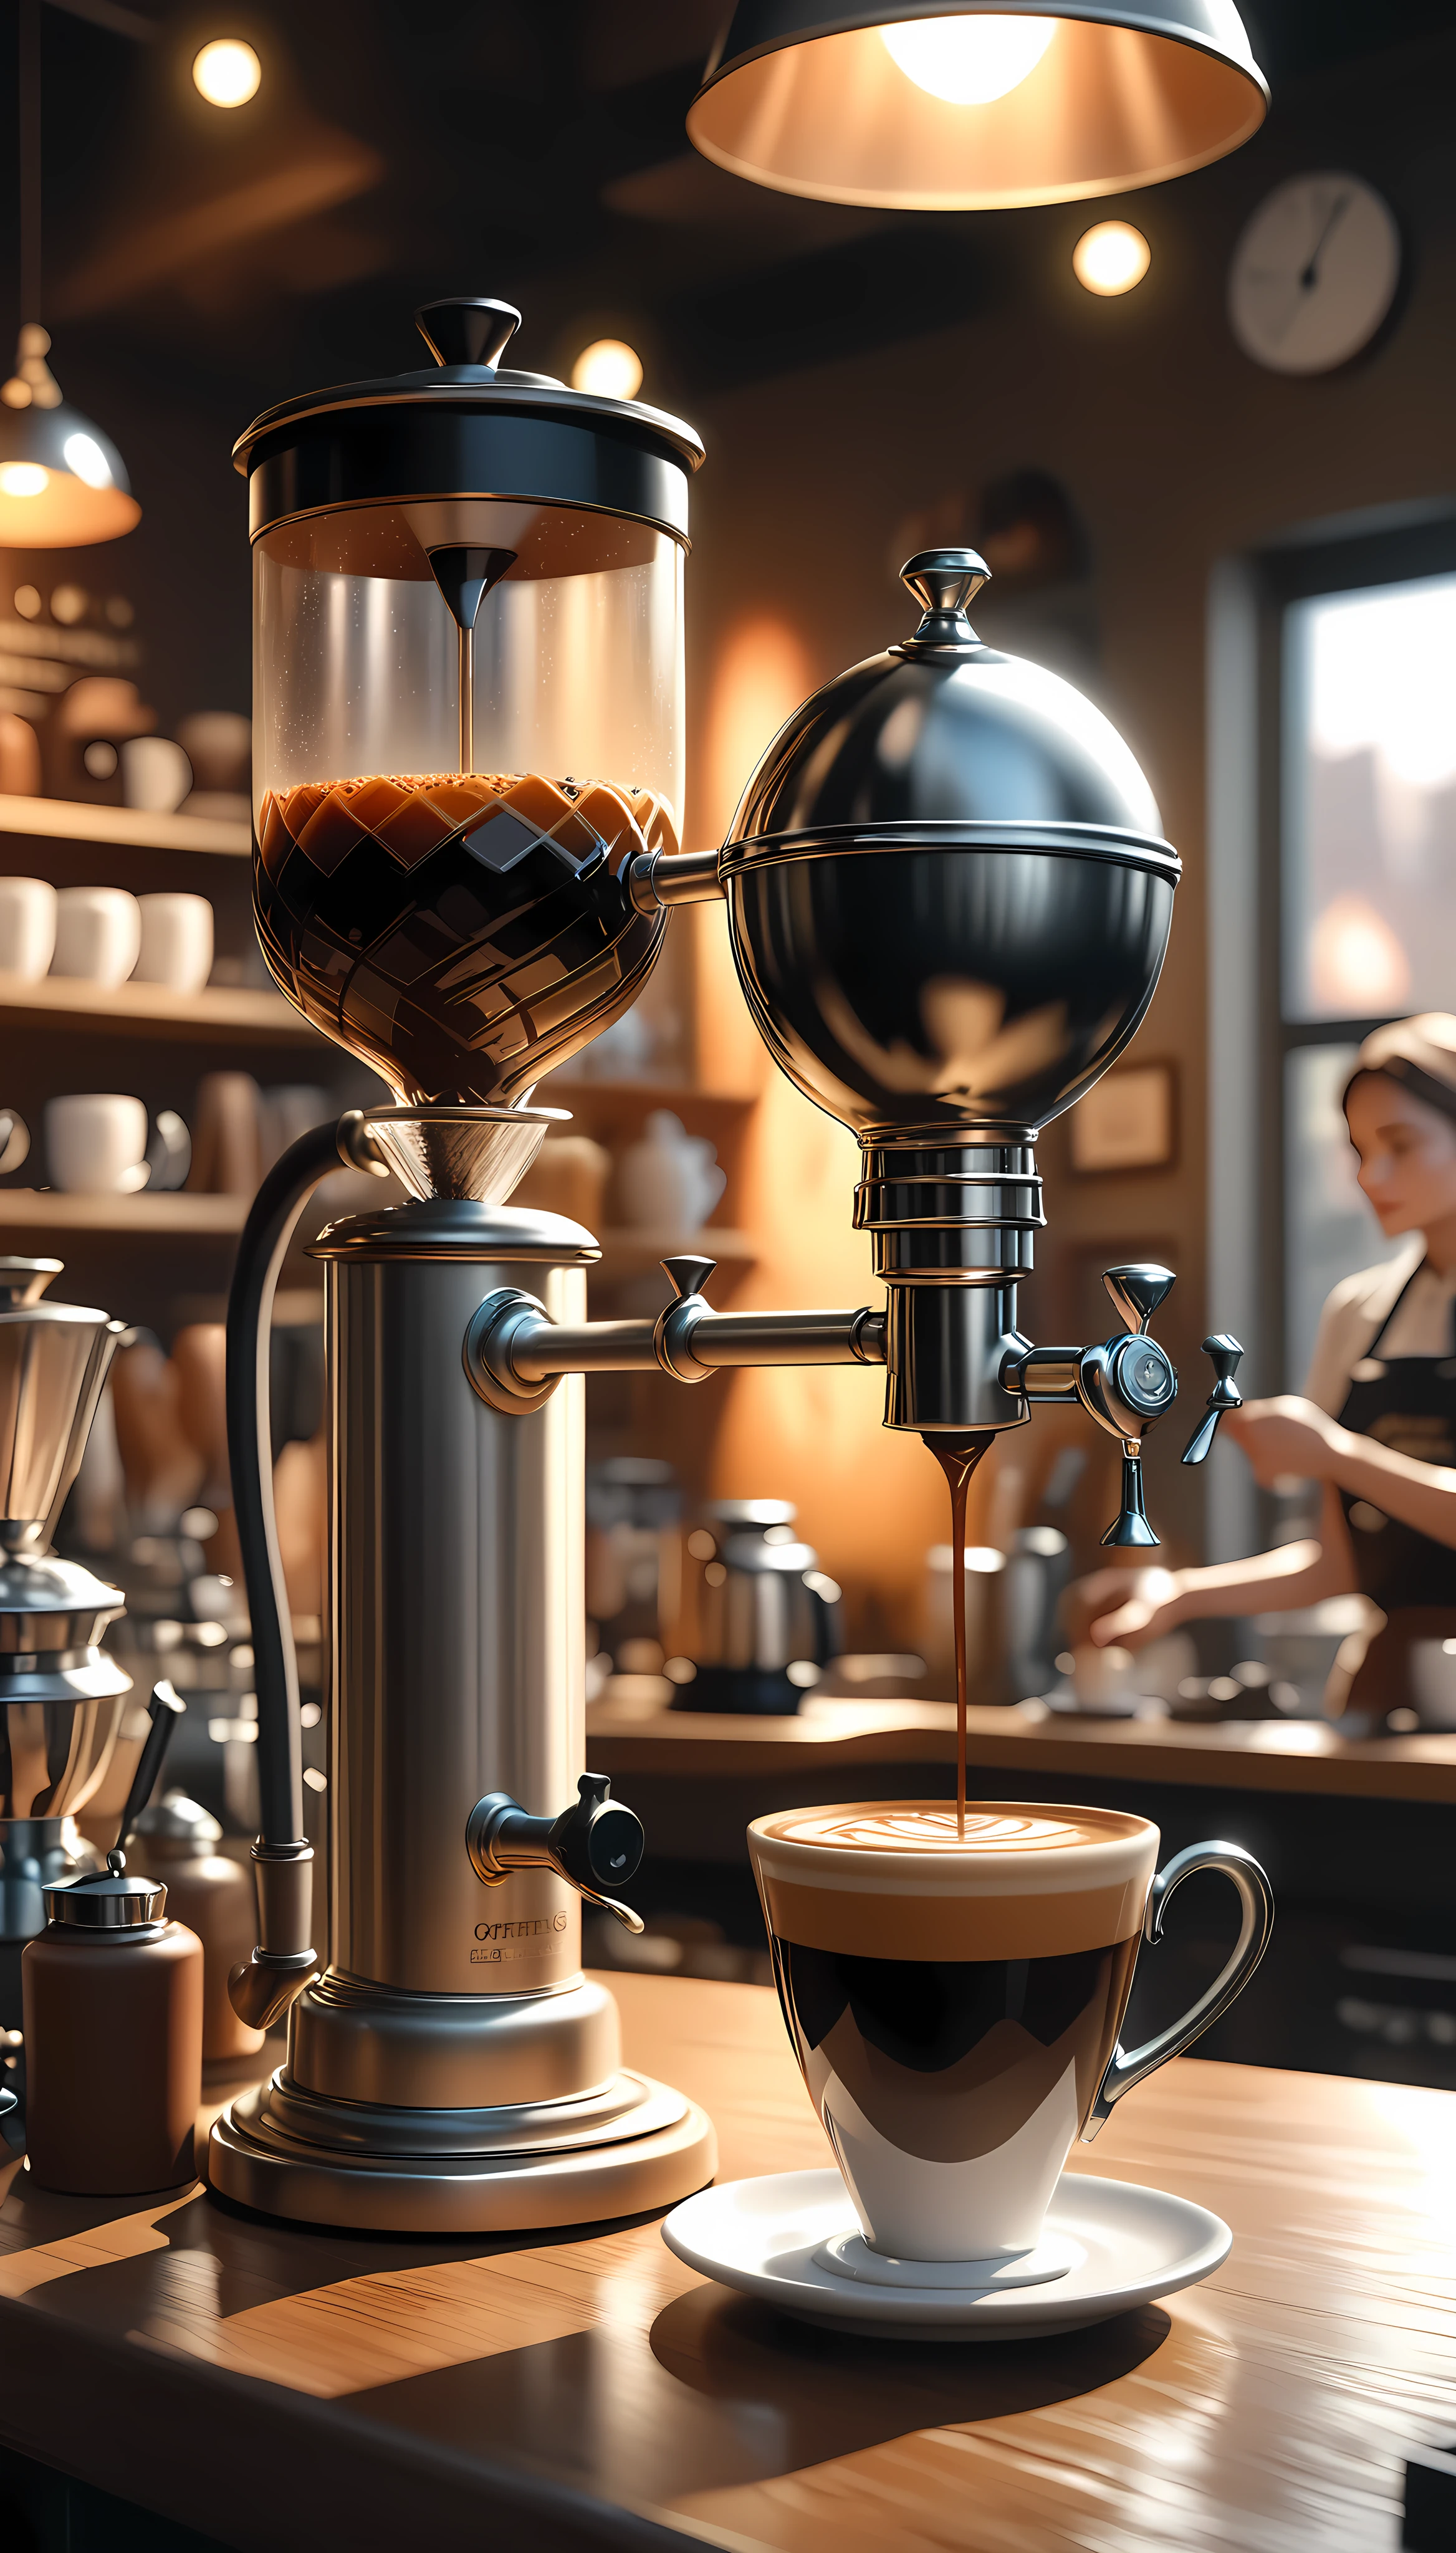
[1181,1333,1244,1466]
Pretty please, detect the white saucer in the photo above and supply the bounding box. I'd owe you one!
[663,2168,1230,2341]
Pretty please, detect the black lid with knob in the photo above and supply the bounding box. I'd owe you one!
[723,547,1178,876]
[234,294,703,547]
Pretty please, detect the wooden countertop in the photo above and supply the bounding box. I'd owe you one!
[1,1972,1453,2552]
[588,1692,1456,1803]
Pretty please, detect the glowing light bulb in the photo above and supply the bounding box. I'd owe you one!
[63,432,112,489]
[881,13,1056,106]
[193,39,262,108]
[0,462,48,498]
[571,338,644,401]
[1073,220,1151,295]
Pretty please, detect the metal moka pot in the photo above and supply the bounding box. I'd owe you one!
[0,1258,130,2022]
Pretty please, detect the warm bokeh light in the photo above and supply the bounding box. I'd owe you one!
[881,13,1055,105]
[702,614,812,844]
[0,462,47,498]
[571,338,644,400]
[193,39,262,108]
[1073,220,1151,295]
[1310,893,1412,1014]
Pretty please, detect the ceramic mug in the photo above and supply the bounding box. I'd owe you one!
[749,1799,1273,2264]
[135,893,213,994]
[0,876,57,980]
[50,886,141,986]
[615,1109,726,1233]
[46,1093,150,1194]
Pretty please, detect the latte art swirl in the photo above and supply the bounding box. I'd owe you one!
[779,1806,1100,1854]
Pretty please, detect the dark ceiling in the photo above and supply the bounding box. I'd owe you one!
[6,0,1455,423]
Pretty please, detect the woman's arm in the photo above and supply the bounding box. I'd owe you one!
[1225,1398,1456,1552]
[1073,1488,1358,1649]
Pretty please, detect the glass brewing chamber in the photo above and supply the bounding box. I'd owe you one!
[237,296,703,1106]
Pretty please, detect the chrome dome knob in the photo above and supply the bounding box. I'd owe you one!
[899,547,990,648]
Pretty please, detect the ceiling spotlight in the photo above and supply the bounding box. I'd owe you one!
[1073,220,1151,295]
[193,39,262,108]
[571,339,644,401]
[881,15,1056,107]
[687,2,1267,211]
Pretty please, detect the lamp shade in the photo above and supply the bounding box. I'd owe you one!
[687,1,1268,209]
[0,327,140,547]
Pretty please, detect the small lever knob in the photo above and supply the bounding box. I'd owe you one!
[415,295,520,371]
[1103,1263,1175,1336]
[1181,1334,1245,1466]
[662,1254,716,1301]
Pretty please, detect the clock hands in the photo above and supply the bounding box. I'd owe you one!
[1300,189,1352,292]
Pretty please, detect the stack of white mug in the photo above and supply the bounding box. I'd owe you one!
[0,878,213,995]
[0,879,211,1194]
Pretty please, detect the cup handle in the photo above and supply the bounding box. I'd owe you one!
[1082,1839,1274,2142]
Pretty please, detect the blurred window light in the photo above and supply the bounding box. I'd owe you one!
[571,338,643,400]
[881,14,1055,105]
[1073,221,1151,295]
[193,39,261,107]
[1285,572,1456,1022]
[0,462,47,497]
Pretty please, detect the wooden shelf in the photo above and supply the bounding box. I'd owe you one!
[0,970,320,1043]
[0,791,249,859]
[0,1188,246,1235]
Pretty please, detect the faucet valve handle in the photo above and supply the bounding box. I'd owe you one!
[1181,1334,1244,1466]
[1102,1442,1160,1549]
[466,1774,646,1934]
[661,1254,716,1301]
[1103,1263,1176,1336]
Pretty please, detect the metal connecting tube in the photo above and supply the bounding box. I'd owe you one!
[464,1260,885,1413]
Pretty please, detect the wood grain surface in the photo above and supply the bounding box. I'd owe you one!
[588,1693,1456,1804]
[1,1971,1452,2552]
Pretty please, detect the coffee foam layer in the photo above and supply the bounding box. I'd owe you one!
[749,1799,1158,1960]
[781,1807,1101,1856]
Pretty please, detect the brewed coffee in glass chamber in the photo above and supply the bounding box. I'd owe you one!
[244,322,693,1104]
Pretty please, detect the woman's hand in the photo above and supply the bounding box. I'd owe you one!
[1064,1566,1183,1651]
[1221,1396,1342,1487]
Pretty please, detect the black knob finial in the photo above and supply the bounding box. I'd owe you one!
[662,1254,716,1302]
[415,296,521,372]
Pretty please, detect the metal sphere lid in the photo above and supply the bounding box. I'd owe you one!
[45,1850,166,1930]
[234,294,704,547]
[132,1789,224,1850]
[723,549,1178,878]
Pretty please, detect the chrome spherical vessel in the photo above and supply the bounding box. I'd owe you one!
[720,551,1179,1142]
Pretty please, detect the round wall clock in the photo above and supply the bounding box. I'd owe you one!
[1228,172,1401,375]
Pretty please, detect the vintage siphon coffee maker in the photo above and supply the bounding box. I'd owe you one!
[211,296,1243,2233]
[0,1258,131,2030]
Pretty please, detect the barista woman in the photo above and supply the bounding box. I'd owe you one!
[1078,1015,1456,1718]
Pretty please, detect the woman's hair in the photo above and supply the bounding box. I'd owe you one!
[1343,1014,1456,1129]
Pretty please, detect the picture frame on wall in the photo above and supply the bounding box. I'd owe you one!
[1069,1060,1177,1176]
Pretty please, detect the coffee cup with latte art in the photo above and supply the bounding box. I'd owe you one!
[749,1801,1272,2266]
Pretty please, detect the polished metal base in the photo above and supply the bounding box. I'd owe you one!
[208,2067,716,2232]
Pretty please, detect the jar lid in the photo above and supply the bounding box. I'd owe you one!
[234,294,703,548]
[132,1789,223,1849]
[45,1854,166,1928]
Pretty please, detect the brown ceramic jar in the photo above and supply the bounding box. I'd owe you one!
[22,1861,203,2194]
[132,1794,265,2067]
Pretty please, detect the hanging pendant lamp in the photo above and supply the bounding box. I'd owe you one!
[686,2,1268,210]
[0,0,139,547]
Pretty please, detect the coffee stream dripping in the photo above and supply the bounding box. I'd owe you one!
[924,1434,995,1837]
[426,544,516,774]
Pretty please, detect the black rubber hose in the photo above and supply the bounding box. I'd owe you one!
[224,1119,350,1848]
